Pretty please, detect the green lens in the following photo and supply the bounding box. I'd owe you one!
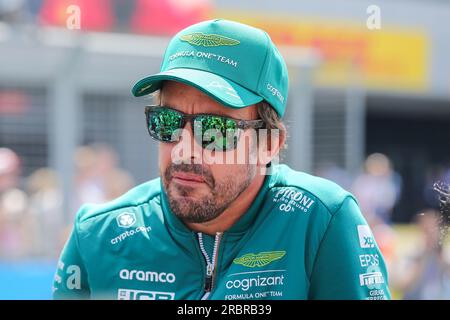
[194,115,239,151]
[149,109,183,142]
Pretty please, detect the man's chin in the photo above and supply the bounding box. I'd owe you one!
[171,194,200,203]
[168,195,218,223]
[167,186,202,204]
[169,182,209,197]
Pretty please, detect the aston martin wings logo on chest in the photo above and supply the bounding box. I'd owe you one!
[233,251,286,268]
[180,33,240,47]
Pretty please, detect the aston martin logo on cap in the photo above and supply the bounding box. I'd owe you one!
[180,32,240,47]
[233,251,286,268]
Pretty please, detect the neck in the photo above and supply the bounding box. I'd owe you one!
[186,167,267,235]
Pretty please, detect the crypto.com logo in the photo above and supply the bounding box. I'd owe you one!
[169,127,281,174]
[116,212,136,228]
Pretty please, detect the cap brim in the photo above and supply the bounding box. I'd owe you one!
[132,68,262,108]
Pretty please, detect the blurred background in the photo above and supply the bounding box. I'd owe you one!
[0,0,449,300]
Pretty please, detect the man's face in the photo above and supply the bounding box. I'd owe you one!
[159,81,260,223]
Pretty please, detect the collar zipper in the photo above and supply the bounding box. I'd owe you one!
[197,232,223,300]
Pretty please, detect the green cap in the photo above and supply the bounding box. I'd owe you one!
[132,19,289,118]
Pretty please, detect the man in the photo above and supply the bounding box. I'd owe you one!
[53,19,390,300]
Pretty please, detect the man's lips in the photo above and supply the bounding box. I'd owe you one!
[172,172,206,184]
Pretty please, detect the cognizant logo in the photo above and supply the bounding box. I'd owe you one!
[110,226,151,245]
[226,275,284,292]
[119,269,176,283]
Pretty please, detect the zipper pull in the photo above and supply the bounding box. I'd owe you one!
[206,263,213,277]
[204,263,213,292]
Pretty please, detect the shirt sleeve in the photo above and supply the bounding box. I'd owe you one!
[308,196,391,300]
[52,220,90,299]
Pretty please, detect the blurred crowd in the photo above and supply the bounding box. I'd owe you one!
[0,144,134,260]
[317,153,450,299]
[0,0,211,35]
[1,144,449,298]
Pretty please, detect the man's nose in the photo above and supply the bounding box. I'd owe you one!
[173,121,202,164]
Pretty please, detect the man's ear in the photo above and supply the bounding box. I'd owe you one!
[257,122,286,168]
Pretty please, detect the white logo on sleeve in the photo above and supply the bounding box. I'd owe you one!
[117,212,136,228]
[273,188,315,213]
[359,272,384,287]
[359,265,385,290]
[119,269,176,283]
[357,225,375,248]
[118,289,175,300]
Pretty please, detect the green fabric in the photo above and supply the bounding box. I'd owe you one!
[132,19,289,118]
[53,164,391,300]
